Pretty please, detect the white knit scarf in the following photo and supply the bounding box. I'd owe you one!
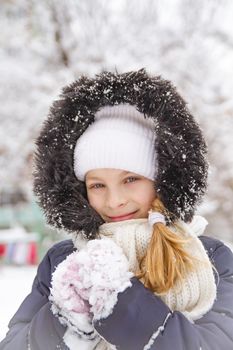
[97,215,217,322]
[72,216,217,349]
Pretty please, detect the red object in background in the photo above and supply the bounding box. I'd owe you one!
[27,242,38,265]
[0,244,6,257]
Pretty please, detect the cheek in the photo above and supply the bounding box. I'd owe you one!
[87,192,103,212]
[137,185,156,207]
[86,191,95,207]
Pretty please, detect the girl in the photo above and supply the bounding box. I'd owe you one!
[1,69,233,350]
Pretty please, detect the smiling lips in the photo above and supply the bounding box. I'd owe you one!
[108,210,138,222]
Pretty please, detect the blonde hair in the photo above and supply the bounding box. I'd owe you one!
[136,197,214,295]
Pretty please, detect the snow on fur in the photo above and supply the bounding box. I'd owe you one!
[50,238,133,335]
[33,69,208,239]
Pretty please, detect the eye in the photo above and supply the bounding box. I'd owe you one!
[89,183,105,189]
[125,176,139,183]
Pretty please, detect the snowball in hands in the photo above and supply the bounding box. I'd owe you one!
[50,238,133,333]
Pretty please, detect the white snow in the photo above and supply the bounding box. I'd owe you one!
[0,265,37,341]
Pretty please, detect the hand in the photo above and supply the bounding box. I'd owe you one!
[50,238,133,333]
[50,249,94,336]
[80,238,133,320]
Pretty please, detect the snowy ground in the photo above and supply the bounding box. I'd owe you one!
[0,265,37,341]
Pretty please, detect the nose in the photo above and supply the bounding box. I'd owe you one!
[105,188,128,210]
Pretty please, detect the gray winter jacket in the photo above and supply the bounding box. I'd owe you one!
[0,235,233,350]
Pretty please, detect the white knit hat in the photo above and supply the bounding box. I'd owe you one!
[73,104,157,181]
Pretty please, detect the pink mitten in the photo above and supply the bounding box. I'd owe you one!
[50,238,133,337]
[50,250,94,338]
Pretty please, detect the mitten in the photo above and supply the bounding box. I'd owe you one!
[49,238,133,340]
[81,238,133,321]
[49,249,95,340]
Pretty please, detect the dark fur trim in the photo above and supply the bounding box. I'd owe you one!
[33,69,208,239]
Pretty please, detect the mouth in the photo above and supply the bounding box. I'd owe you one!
[108,210,138,222]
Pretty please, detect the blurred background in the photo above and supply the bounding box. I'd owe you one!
[0,0,233,339]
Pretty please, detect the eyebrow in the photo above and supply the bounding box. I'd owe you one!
[86,171,133,181]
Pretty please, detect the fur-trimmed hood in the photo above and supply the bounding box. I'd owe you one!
[33,69,208,239]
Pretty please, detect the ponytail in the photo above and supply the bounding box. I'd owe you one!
[136,198,204,295]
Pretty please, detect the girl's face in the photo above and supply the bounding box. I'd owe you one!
[85,168,156,223]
